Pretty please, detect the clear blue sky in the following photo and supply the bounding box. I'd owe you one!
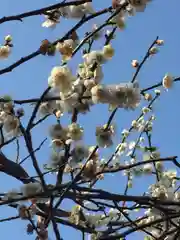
[0,0,180,239]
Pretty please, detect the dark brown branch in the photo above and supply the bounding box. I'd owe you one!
[96,156,178,175]
[100,213,180,240]
[131,36,159,83]
[26,87,51,130]
[0,215,19,223]
[0,152,30,183]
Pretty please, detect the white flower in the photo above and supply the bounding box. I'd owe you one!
[67,123,84,141]
[130,158,136,164]
[91,82,141,109]
[56,39,78,60]
[85,213,102,225]
[49,123,67,140]
[102,44,114,59]
[112,153,121,166]
[84,79,96,90]
[154,89,161,95]
[48,66,74,94]
[68,3,93,18]
[42,19,58,28]
[60,92,79,113]
[142,107,150,114]
[0,46,11,59]
[143,163,153,174]
[21,182,42,197]
[106,29,116,39]
[83,51,107,66]
[163,170,177,180]
[3,115,20,137]
[39,102,56,116]
[139,137,144,142]
[108,208,119,217]
[122,129,129,137]
[174,192,180,200]
[129,141,136,150]
[162,73,173,89]
[118,142,127,153]
[112,11,126,30]
[131,120,138,128]
[96,128,113,148]
[92,24,103,40]
[42,10,61,28]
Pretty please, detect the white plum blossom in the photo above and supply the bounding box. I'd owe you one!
[0,45,11,59]
[96,125,115,148]
[42,9,61,28]
[3,115,20,137]
[48,65,75,94]
[162,73,173,89]
[68,2,94,18]
[49,123,68,141]
[111,11,126,30]
[143,163,153,174]
[122,129,130,137]
[59,92,79,113]
[39,102,55,116]
[83,51,107,66]
[67,123,84,141]
[91,82,141,109]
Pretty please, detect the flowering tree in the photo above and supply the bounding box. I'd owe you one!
[0,0,179,239]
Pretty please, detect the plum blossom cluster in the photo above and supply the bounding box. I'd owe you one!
[42,2,94,28]
[48,122,103,179]
[42,0,153,31]
[56,31,79,61]
[135,170,180,239]
[41,43,141,118]
[91,82,141,109]
[69,204,123,229]
[113,0,152,13]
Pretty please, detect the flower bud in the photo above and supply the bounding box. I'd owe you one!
[102,44,114,59]
[5,35,12,42]
[131,60,139,68]
[149,46,158,55]
[156,39,164,46]
[162,73,173,89]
